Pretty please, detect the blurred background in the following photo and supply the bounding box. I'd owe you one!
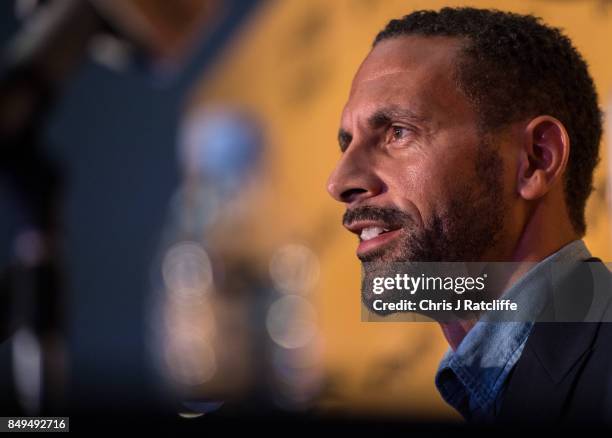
[0,0,610,425]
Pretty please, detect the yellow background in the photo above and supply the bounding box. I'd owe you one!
[188,0,612,420]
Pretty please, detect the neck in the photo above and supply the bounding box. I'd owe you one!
[441,319,477,350]
[439,203,579,350]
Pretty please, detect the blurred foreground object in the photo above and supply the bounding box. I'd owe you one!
[0,0,224,415]
[91,0,221,73]
[149,106,324,416]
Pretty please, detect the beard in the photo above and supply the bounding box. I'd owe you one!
[344,140,507,315]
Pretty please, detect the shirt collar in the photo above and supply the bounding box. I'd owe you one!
[435,240,592,420]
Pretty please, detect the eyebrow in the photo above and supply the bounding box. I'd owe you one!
[368,106,426,129]
[337,106,426,152]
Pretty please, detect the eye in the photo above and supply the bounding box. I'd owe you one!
[391,126,412,142]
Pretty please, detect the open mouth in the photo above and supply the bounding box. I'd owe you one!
[357,226,402,257]
[360,226,392,241]
[342,219,403,258]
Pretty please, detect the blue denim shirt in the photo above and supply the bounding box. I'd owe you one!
[435,240,592,422]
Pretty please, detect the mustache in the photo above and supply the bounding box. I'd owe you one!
[342,205,412,228]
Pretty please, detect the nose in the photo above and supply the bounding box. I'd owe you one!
[326,146,384,205]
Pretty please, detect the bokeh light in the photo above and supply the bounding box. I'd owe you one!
[266,295,317,350]
[162,241,214,299]
[269,244,320,295]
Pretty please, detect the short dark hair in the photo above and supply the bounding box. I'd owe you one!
[374,7,602,236]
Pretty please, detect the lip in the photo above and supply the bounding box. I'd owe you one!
[356,228,402,257]
[344,220,403,258]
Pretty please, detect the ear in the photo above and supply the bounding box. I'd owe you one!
[516,115,570,201]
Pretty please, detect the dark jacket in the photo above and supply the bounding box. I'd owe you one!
[498,259,612,424]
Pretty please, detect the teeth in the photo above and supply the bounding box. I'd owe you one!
[360,226,387,241]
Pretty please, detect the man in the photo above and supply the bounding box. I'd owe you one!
[327,7,612,424]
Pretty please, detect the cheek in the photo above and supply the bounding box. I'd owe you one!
[501,148,518,199]
[499,149,525,233]
[379,155,451,225]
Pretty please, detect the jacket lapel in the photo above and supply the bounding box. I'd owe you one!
[497,258,610,423]
[497,322,599,423]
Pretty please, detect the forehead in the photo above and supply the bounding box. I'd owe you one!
[344,35,470,125]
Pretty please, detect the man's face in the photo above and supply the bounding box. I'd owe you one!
[328,36,514,307]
